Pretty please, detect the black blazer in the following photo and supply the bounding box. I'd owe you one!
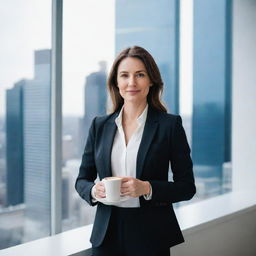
[75,104,196,248]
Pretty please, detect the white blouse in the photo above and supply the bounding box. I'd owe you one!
[92,104,152,207]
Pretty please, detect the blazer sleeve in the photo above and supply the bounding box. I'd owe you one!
[148,115,196,204]
[75,117,98,206]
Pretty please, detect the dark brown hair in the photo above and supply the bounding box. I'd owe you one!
[107,46,167,113]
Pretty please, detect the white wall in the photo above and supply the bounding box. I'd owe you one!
[232,0,256,190]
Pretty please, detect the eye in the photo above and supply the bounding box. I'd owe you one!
[136,73,145,77]
[120,73,128,77]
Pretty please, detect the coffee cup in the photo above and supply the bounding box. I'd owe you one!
[103,177,122,202]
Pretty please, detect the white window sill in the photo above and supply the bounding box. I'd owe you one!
[0,225,93,256]
[175,189,256,234]
[0,189,255,256]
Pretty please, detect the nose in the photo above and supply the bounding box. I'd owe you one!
[128,75,136,86]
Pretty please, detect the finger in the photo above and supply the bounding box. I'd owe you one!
[121,186,135,194]
[97,182,105,188]
[120,188,129,194]
[121,177,132,182]
[97,181,105,187]
[96,191,106,198]
[97,184,105,189]
[121,179,133,185]
[121,183,130,188]
[121,191,131,197]
[96,189,105,195]
[97,195,106,199]
[96,185,105,192]
[96,184,105,191]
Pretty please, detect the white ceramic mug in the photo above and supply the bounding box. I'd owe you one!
[103,177,122,202]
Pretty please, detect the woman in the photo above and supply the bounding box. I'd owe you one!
[75,46,196,256]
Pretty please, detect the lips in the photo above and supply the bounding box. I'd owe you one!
[126,90,140,93]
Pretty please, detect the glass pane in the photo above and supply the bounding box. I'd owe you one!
[192,0,232,200]
[0,0,51,249]
[62,0,233,233]
[116,0,180,114]
[179,0,232,206]
[62,0,115,231]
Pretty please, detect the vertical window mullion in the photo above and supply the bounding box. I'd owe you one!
[51,0,63,235]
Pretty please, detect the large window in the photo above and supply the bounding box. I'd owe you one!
[62,0,115,231]
[0,0,235,249]
[61,0,233,231]
[0,0,52,250]
[192,0,232,200]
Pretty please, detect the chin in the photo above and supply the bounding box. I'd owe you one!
[124,97,146,104]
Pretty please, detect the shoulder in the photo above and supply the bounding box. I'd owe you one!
[149,107,185,137]
[93,111,118,128]
[152,108,181,126]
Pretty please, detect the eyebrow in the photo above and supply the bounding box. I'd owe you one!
[119,70,146,74]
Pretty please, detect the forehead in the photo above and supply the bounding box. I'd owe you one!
[117,57,146,72]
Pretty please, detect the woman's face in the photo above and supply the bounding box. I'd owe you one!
[116,57,152,105]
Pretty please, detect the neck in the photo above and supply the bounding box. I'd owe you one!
[122,101,147,122]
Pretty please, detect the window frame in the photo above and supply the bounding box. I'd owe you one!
[50,0,63,235]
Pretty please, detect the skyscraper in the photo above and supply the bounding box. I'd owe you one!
[115,0,180,114]
[81,62,107,151]
[192,0,232,196]
[23,49,51,240]
[6,81,25,206]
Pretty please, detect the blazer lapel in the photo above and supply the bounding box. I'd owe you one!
[136,105,159,179]
[101,112,119,178]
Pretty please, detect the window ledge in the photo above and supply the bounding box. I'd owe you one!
[0,189,255,256]
[175,189,256,235]
[0,224,93,256]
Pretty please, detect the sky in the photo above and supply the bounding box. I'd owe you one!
[0,0,192,117]
[0,0,51,115]
[0,0,115,117]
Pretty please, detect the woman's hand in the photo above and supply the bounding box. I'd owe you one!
[94,181,106,198]
[120,177,150,198]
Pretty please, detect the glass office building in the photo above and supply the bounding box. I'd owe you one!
[192,0,232,197]
[6,82,24,207]
[23,50,51,241]
[115,0,180,114]
[82,63,107,148]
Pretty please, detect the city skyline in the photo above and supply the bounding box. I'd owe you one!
[0,0,194,117]
[0,0,115,117]
[0,0,233,250]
